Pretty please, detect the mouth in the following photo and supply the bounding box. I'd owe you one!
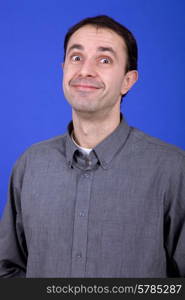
[71,84,100,91]
[69,78,104,92]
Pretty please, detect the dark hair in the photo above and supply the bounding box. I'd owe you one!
[64,15,138,73]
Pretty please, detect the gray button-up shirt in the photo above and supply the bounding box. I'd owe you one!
[0,115,185,277]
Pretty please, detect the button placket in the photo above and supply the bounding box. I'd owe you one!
[71,171,93,277]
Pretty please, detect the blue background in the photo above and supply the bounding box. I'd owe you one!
[0,0,185,217]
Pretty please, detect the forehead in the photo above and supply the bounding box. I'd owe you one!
[67,25,126,51]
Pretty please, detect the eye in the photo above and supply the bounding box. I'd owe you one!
[71,55,81,62]
[100,57,111,64]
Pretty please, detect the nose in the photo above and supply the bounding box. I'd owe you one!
[78,59,97,77]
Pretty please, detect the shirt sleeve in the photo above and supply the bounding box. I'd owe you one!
[164,154,185,277]
[0,155,27,277]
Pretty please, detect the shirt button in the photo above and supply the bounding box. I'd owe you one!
[84,173,89,178]
[76,253,82,259]
[87,160,92,167]
[79,212,85,217]
[101,160,108,168]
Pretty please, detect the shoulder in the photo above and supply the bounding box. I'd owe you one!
[127,126,185,178]
[26,133,68,154]
[130,126,185,159]
[12,133,68,175]
[25,133,67,155]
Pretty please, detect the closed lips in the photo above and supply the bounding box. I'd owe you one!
[69,79,104,89]
[72,84,98,89]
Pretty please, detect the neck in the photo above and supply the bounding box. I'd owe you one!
[72,108,121,149]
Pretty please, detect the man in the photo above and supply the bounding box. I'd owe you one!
[0,15,185,278]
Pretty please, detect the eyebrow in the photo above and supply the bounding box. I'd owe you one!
[66,44,84,55]
[97,46,117,59]
[66,44,117,59]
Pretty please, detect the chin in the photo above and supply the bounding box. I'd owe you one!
[69,98,98,110]
[73,106,98,113]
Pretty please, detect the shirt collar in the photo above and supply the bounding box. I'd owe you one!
[65,113,131,169]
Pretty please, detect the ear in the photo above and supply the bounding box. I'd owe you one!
[121,70,138,95]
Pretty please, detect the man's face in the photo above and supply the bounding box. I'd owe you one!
[62,25,136,114]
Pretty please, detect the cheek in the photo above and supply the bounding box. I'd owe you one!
[111,69,125,90]
[102,67,123,87]
[62,73,69,94]
[63,70,71,88]
[104,75,122,93]
[63,66,78,84]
